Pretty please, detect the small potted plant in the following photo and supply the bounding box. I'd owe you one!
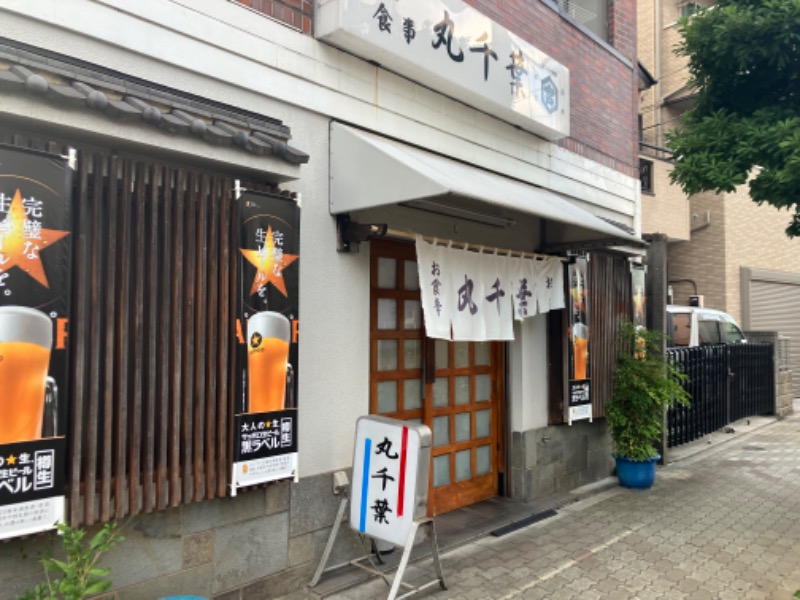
[606,322,690,489]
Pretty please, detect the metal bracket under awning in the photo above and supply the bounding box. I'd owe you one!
[329,122,646,251]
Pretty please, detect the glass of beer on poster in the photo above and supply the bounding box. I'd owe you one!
[247,311,293,413]
[572,322,589,381]
[0,306,57,444]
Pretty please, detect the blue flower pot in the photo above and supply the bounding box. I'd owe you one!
[615,454,660,489]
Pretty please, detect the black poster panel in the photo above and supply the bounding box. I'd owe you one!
[233,191,300,490]
[0,144,72,538]
[237,192,300,413]
[233,409,299,462]
[568,257,590,383]
[567,256,591,422]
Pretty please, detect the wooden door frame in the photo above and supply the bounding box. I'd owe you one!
[369,238,507,516]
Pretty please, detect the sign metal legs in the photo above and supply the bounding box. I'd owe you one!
[309,496,447,599]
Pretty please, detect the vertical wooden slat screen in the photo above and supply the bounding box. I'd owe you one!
[130,160,146,519]
[193,175,209,503]
[157,166,172,512]
[0,130,287,526]
[169,169,186,508]
[70,154,91,526]
[84,154,104,524]
[115,159,133,520]
[205,177,221,498]
[101,155,118,524]
[589,253,633,418]
[144,164,159,514]
[182,171,197,507]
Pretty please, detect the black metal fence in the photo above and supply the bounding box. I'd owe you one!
[667,344,775,448]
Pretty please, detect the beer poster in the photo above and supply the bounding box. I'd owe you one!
[232,189,300,493]
[0,144,72,540]
[567,256,591,424]
[632,265,646,329]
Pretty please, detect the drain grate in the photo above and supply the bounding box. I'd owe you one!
[742,445,766,451]
[490,508,558,537]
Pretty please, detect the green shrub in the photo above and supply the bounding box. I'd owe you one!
[606,322,691,461]
[18,522,123,600]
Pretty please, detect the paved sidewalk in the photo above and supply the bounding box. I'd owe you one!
[316,410,800,599]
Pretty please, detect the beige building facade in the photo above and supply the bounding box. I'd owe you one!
[638,0,800,397]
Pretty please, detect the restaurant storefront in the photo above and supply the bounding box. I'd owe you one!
[328,120,645,516]
[0,0,644,596]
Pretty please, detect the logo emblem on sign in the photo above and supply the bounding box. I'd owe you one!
[250,332,263,349]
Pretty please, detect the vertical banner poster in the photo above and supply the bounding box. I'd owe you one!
[232,191,300,493]
[632,265,647,329]
[0,144,72,540]
[567,256,591,423]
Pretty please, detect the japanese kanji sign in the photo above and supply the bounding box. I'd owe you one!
[415,235,564,341]
[316,0,570,140]
[232,191,300,492]
[350,416,431,546]
[0,144,73,540]
[567,256,591,423]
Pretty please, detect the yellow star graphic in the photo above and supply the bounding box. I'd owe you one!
[0,189,70,288]
[7,454,17,466]
[240,225,298,297]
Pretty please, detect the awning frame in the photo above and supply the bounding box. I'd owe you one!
[330,123,646,251]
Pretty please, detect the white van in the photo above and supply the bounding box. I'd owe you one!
[666,305,747,347]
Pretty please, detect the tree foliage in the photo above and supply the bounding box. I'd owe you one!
[666,0,800,237]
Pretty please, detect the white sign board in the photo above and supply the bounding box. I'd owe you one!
[317,0,570,140]
[0,497,64,540]
[350,416,431,547]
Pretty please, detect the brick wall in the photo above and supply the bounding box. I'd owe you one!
[640,158,690,241]
[667,190,728,309]
[666,182,800,321]
[233,0,312,33]
[470,0,639,177]
[233,0,639,178]
[724,187,800,321]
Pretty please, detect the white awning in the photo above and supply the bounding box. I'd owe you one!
[329,123,645,249]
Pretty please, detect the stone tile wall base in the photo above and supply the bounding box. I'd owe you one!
[1,471,366,600]
[510,421,615,502]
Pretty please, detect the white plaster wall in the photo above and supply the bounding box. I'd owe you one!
[283,119,373,478]
[509,315,550,432]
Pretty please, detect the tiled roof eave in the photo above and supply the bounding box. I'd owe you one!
[0,39,310,166]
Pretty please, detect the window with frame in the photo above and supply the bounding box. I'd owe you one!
[556,0,608,41]
[640,159,654,194]
[679,1,701,18]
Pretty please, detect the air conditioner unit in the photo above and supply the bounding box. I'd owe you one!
[689,295,704,307]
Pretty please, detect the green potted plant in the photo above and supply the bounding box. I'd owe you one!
[606,322,690,489]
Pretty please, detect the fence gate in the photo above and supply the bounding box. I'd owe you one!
[667,344,775,448]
